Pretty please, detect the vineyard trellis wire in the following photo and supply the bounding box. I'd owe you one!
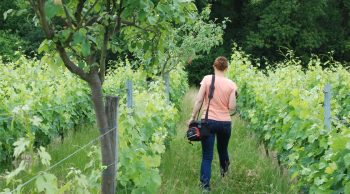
[9,125,118,193]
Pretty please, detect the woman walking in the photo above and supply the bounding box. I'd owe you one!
[188,56,237,192]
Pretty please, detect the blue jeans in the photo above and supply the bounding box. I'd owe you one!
[200,119,231,188]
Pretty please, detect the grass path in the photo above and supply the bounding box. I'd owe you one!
[159,88,292,194]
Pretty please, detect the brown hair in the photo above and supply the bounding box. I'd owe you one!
[213,56,228,71]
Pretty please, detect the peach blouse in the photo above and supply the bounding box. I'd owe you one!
[200,75,237,121]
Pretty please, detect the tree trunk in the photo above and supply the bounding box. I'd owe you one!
[88,72,115,194]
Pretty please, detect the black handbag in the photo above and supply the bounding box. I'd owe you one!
[186,75,215,142]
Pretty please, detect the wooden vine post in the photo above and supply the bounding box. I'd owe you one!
[104,96,119,194]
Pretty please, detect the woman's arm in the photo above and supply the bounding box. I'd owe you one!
[189,83,206,122]
[228,89,236,112]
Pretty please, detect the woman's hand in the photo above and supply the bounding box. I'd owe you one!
[187,115,195,126]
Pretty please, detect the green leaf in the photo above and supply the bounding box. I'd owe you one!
[81,40,91,57]
[314,177,326,186]
[290,89,299,97]
[13,138,30,158]
[94,2,102,12]
[147,16,157,25]
[285,143,293,150]
[59,181,72,193]
[38,40,50,54]
[30,116,43,127]
[5,160,27,185]
[319,162,327,169]
[330,136,348,152]
[151,173,161,186]
[264,132,271,140]
[301,166,311,175]
[44,0,61,19]
[324,163,337,174]
[60,29,73,41]
[299,109,309,119]
[38,146,52,167]
[3,9,13,20]
[346,142,350,150]
[179,16,185,23]
[344,153,350,167]
[78,61,86,69]
[73,31,84,45]
[291,171,299,180]
[35,172,58,193]
[345,181,350,194]
[157,4,171,15]
[151,143,165,154]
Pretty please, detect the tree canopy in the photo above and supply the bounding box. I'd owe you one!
[27,1,200,193]
[2,0,349,67]
[195,0,350,66]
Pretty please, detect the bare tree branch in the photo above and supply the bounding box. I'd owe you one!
[85,15,101,26]
[99,5,110,84]
[113,0,124,34]
[112,0,117,13]
[35,0,54,39]
[56,43,89,81]
[75,0,86,23]
[78,0,99,28]
[87,54,97,69]
[97,0,112,83]
[98,0,117,83]
[29,0,88,81]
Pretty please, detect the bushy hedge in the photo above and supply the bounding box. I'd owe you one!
[0,56,93,166]
[0,31,29,62]
[228,48,350,193]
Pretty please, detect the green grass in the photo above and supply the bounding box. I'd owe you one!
[43,125,100,178]
[0,125,100,191]
[159,88,293,194]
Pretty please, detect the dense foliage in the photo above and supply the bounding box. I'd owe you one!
[0,32,28,62]
[0,57,188,193]
[228,47,350,193]
[0,0,44,60]
[1,0,349,66]
[195,0,350,65]
[131,6,225,75]
[105,64,185,193]
[185,47,226,86]
[0,57,93,167]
